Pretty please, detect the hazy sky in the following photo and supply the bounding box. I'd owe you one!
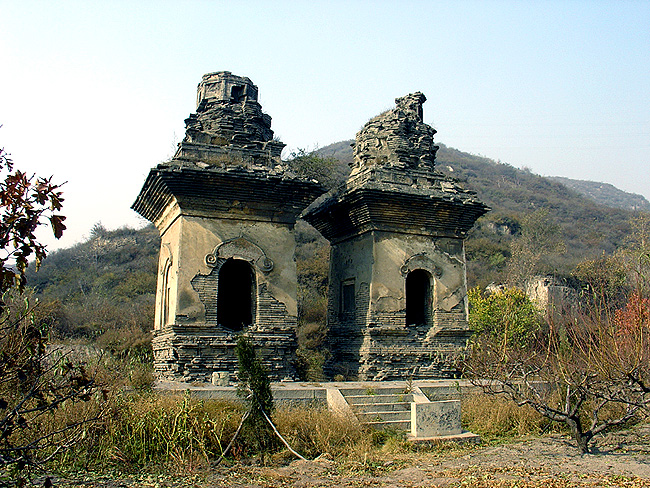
[1,0,649,250]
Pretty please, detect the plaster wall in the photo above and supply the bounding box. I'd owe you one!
[326,233,373,378]
[371,232,467,323]
[328,232,374,323]
[170,215,298,325]
[152,209,300,382]
[327,230,471,380]
[154,212,181,331]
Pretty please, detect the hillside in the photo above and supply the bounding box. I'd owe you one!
[25,224,159,353]
[547,176,650,211]
[316,141,640,286]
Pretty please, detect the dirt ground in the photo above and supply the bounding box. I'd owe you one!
[44,424,650,488]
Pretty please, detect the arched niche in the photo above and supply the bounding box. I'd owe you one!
[158,243,173,329]
[401,253,440,327]
[192,237,273,330]
[405,269,432,326]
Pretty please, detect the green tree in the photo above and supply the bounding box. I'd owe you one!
[235,335,276,458]
[464,283,650,454]
[468,287,543,353]
[286,148,341,188]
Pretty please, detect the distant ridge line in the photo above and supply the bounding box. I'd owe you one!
[316,140,650,212]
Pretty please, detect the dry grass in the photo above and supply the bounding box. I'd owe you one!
[44,389,592,476]
[52,393,244,473]
[262,405,371,459]
[51,394,376,473]
[462,393,559,439]
[462,391,647,443]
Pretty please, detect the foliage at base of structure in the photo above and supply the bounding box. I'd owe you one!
[467,287,542,350]
[0,289,100,476]
[0,140,103,483]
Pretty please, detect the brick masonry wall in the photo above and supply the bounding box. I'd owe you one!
[153,326,297,382]
[161,257,298,382]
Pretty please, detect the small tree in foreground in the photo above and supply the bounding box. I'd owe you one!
[0,290,97,471]
[463,287,650,454]
[0,144,66,292]
[235,335,276,458]
[0,141,99,477]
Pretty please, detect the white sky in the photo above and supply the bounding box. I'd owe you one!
[1,0,649,251]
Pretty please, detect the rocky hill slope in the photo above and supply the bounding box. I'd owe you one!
[316,140,641,285]
[547,176,650,211]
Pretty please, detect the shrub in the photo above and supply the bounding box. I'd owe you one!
[235,336,277,458]
[468,286,543,351]
[0,290,98,473]
[464,288,650,453]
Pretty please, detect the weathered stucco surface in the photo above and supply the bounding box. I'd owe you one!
[133,72,324,382]
[304,92,488,380]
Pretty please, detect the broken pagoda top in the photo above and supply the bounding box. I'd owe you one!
[302,92,489,242]
[351,92,438,175]
[132,72,325,227]
[175,71,285,167]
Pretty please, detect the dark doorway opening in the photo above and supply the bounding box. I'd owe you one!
[406,269,431,326]
[218,259,255,331]
[231,85,245,102]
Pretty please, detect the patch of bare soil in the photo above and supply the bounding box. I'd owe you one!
[43,424,650,488]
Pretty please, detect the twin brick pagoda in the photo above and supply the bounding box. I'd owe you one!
[133,72,488,382]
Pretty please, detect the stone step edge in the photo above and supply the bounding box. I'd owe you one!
[355,410,411,416]
[338,389,413,395]
[357,415,411,422]
[349,402,411,408]
[344,395,413,402]
[363,419,411,427]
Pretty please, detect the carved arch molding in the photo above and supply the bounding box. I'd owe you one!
[205,237,274,272]
[191,237,272,327]
[400,253,443,278]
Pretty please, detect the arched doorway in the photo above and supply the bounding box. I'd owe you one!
[218,259,255,330]
[405,269,431,326]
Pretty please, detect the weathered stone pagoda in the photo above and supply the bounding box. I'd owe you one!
[132,72,325,381]
[303,92,488,380]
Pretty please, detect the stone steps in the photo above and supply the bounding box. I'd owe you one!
[340,387,414,431]
[343,394,413,405]
[338,387,409,396]
[352,401,411,413]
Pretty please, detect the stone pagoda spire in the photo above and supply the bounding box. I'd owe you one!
[303,93,488,381]
[132,72,325,383]
[351,92,437,175]
[174,71,285,167]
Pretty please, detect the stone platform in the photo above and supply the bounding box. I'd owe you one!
[155,379,479,442]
